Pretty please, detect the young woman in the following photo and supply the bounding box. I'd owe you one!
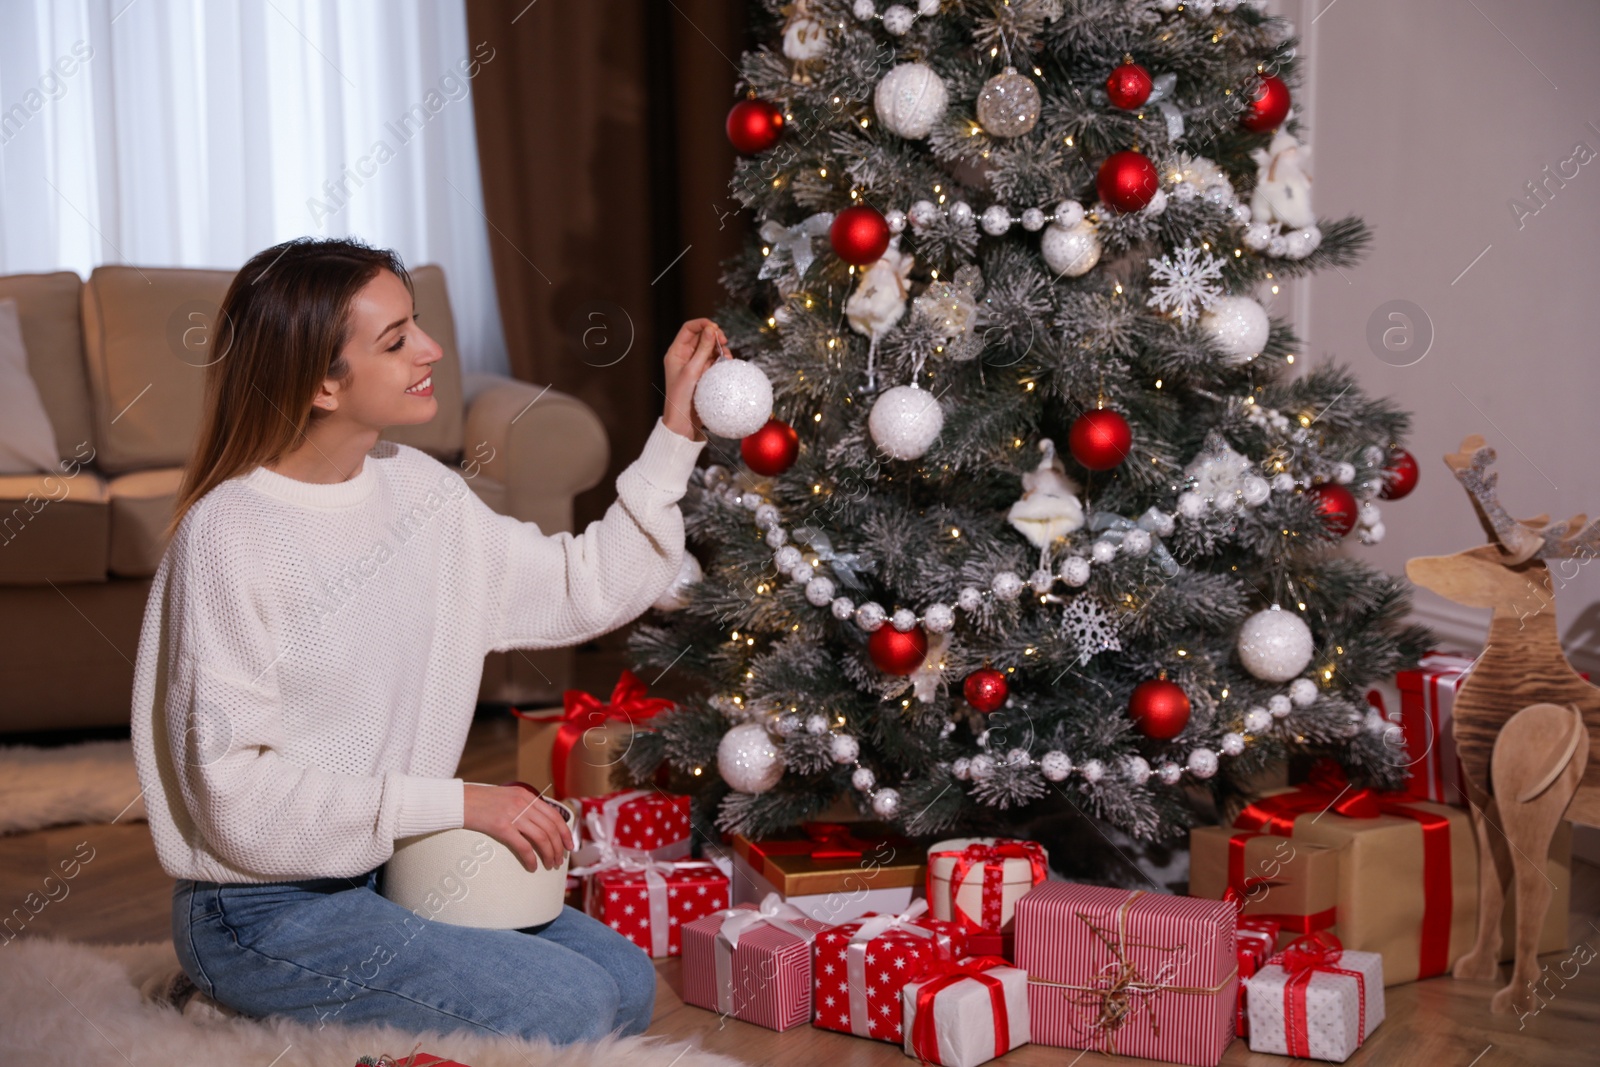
[130,236,726,1044]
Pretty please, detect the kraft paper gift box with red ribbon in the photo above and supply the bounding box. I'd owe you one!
[900,955,1031,1067]
[730,821,925,925]
[573,789,692,861]
[1244,932,1386,1062]
[1015,883,1238,1067]
[925,837,1048,960]
[512,669,673,800]
[811,899,966,1043]
[1187,825,1339,946]
[681,893,831,1031]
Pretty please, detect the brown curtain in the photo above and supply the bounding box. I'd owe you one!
[465,0,748,530]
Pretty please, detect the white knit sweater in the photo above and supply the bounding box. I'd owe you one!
[131,417,706,884]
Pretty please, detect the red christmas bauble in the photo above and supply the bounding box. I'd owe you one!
[1105,63,1153,110]
[1096,151,1160,213]
[1310,483,1359,537]
[1069,409,1133,471]
[869,624,928,676]
[830,205,891,266]
[741,418,800,476]
[726,98,785,154]
[963,667,1009,714]
[1129,679,1191,740]
[1379,448,1419,501]
[1241,74,1291,132]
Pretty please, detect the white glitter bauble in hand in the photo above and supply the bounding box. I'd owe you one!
[1040,218,1102,278]
[976,67,1041,137]
[694,359,773,438]
[1199,295,1270,364]
[651,550,702,612]
[831,733,860,763]
[717,723,785,794]
[1040,751,1073,781]
[869,384,944,460]
[1237,606,1315,683]
[874,62,948,139]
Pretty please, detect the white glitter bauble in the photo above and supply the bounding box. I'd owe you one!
[806,575,837,606]
[774,712,801,737]
[1199,296,1270,364]
[1040,751,1073,781]
[831,596,856,620]
[1079,758,1106,784]
[957,586,983,612]
[1090,540,1117,564]
[782,16,829,60]
[766,526,788,549]
[1333,462,1356,484]
[806,713,829,734]
[651,550,703,611]
[1122,529,1152,557]
[885,208,907,233]
[1268,235,1288,257]
[908,200,939,228]
[991,571,1025,600]
[851,766,877,791]
[891,607,918,632]
[1040,219,1102,277]
[1177,491,1206,519]
[1021,207,1046,231]
[774,545,804,572]
[948,200,973,225]
[1158,762,1184,785]
[1237,606,1315,682]
[694,359,773,438]
[874,62,948,139]
[968,754,995,779]
[1059,556,1091,587]
[1221,732,1247,756]
[1187,748,1219,779]
[1269,694,1294,718]
[951,757,972,780]
[918,0,939,12]
[853,0,876,18]
[855,601,887,631]
[872,788,901,818]
[1289,678,1319,707]
[882,3,915,34]
[1244,707,1273,733]
[923,602,955,632]
[976,68,1041,137]
[981,205,1012,235]
[1242,476,1271,506]
[755,503,781,529]
[1006,747,1031,767]
[1124,755,1152,784]
[831,733,860,762]
[789,563,813,583]
[1030,568,1055,594]
[869,384,944,460]
[1243,222,1273,250]
[717,723,785,793]
[1054,199,1085,227]
[1272,472,1297,494]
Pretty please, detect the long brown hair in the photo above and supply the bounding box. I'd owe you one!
[164,236,413,542]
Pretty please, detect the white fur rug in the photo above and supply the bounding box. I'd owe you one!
[0,739,147,834]
[0,937,747,1067]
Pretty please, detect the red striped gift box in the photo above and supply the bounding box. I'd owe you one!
[1015,883,1238,1067]
[682,897,831,1031]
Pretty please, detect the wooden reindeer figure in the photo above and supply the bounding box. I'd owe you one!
[1405,435,1600,1014]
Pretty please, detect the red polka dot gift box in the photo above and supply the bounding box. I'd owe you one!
[811,899,967,1044]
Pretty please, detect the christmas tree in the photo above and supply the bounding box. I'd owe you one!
[626,0,1429,849]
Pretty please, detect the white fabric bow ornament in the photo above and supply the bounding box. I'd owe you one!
[759,212,835,281]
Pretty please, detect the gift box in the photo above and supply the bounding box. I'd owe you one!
[513,669,673,799]
[1230,905,1280,1037]
[1015,883,1237,1067]
[1188,825,1338,943]
[1390,651,1476,806]
[926,838,1048,960]
[574,789,692,861]
[582,859,727,957]
[682,894,831,1031]
[731,821,924,925]
[901,956,1030,1067]
[811,899,966,1043]
[1245,933,1385,1062]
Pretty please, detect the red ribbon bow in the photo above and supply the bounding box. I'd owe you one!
[1268,932,1367,1058]
[928,839,1048,936]
[909,955,1014,1066]
[512,669,673,798]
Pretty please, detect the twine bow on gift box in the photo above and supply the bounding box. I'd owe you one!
[708,893,820,1015]
[1267,931,1368,1058]
[928,839,1048,935]
[511,669,674,798]
[907,955,1014,1066]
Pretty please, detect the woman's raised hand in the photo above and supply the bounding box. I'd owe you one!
[661,318,729,442]
[461,783,575,872]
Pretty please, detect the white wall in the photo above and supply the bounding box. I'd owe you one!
[1271,0,1600,674]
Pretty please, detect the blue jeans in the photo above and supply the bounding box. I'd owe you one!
[170,866,656,1044]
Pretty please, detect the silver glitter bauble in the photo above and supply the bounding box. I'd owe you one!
[1090,539,1117,564]
[891,607,918,632]
[805,575,837,606]
[806,713,829,734]
[774,712,801,737]
[1058,556,1090,587]
[1158,762,1184,785]
[694,359,773,438]
[874,62,948,139]
[1237,606,1314,683]
[831,595,856,620]
[651,550,702,612]
[851,766,877,791]
[1021,207,1046,231]
[775,545,804,572]
[1030,568,1055,594]
[831,733,860,762]
[871,788,901,818]
[952,756,972,780]
[1221,732,1247,756]
[1187,748,1219,779]
[1269,694,1294,718]
[869,384,944,460]
[991,571,1024,600]
[1199,295,1270,364]
[981,204,1012,235]
[976,67,1040,138]
[1124,755,1152,784]
[716,723,785,793]
[1289,678,1319,707]
[908,199,939,227]
[1040,750,1073,781]
[923,602,955,632]
[1244,707,1273,733]
[957,586,983,612]
[1039,218,1101,277]
[968,754,995,779]
[882,4,915,34]
[1079,758,1105,784]
[948,200,973,225]
[855,601,887,631]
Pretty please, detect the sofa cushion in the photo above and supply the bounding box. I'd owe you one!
[0,298,62,473]
[0,468,110,584]
[107,466,183,578]
[81,265,233,475]
[379,264,464,463]
[0,272,95,466]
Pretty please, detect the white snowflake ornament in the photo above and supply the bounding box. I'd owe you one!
[1061,595,1122,663]
[1146,241,1225,326]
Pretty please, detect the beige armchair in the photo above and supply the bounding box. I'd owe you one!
[0,263,608,734]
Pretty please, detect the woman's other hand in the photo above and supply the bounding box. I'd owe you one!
[461,783,575,872]
[661,318,728,442]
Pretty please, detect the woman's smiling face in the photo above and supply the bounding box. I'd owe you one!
[320,268,443,431]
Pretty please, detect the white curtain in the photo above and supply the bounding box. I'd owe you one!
[0,0,509,377]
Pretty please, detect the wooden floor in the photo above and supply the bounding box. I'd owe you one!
[3,711,1597,1067]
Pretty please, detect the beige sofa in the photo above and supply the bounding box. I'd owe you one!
[0,264,609,734]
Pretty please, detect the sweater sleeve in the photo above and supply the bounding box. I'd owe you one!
[162,523,464,880]
[475,417,706,653]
